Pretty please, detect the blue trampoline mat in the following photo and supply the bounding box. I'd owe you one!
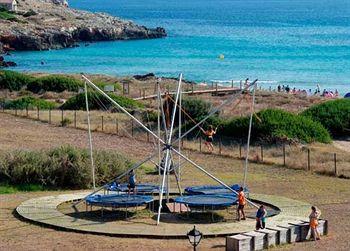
[107,183,161,194]
[174,195,237,208]
[185,184,248,196]
[85,194,154,207]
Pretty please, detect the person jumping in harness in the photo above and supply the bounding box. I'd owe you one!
[201,125,217,152]
[127,170,136,195]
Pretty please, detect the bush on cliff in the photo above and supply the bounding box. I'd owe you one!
[61,91,143,110]
[0,70,34,91]
[301,99,350,137]
[27,75,83,93]
[0,146,132,189]
[3,96,57,109]
[220,109,331,144]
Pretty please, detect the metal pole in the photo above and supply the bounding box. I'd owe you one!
[243,83,257,188]
[157,73,183,224]
[178,84,182,182]
[157,81,162,179]
[84,81,96,190]
[82,74,165,145]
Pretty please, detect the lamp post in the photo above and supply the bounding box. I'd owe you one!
[187,225,203,251]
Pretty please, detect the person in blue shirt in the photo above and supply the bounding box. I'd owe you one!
[127,170,136,195]
[256,205,267,230]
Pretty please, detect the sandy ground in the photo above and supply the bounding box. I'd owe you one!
[1,112,350,251]
[333,138,350,153]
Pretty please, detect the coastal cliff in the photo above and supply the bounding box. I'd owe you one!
[0,0,166,52]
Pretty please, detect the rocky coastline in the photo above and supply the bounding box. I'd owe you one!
[0,0,166,54]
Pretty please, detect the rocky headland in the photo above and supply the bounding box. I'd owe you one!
[0,0,166,54]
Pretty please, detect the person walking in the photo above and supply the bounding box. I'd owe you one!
[309,206,321,241]
[237,187,246,221]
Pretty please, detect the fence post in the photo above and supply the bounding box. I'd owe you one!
[199,137,202,152]
[115,118,119,135]
[131,120,134,137]
[74,110,77,128]
[61,109,64,125]
[239,144,242,158]
[283,143,286,166]
[334,153,337,176]
[101,116,104,132]
[26,106,28,117]
[260,145,264,162]
[219,138,222,155]
[147,131,150,142]
[37,107,39,120]
[49,109,51,124]
[307,148,311,171]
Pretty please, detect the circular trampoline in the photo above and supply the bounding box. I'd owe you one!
[107,182,161,194]
[174,195,237,209]
[85,194,154,208]
[185,184,248,197]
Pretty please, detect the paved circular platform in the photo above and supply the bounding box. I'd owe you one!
[16,192,311,238]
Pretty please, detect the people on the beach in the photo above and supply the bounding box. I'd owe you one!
[275,84,338,98]
[127,170,136,195]
[201,125,217,152]
[309,206,321,241]
[237,187,246,221]
[255,205,267,230]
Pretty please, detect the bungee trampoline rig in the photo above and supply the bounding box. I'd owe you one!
[74,73,260,224]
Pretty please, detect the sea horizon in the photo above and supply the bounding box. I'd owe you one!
[6,0,350,95]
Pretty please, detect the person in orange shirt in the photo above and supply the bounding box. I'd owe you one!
[309,206,321,241]
[237,186,246,221]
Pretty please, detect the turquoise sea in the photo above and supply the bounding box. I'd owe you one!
[8,0,350,94]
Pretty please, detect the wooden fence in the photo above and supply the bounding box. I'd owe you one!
[2,107,349,178]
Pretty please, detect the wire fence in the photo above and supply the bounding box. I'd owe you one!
[2,107,349,178]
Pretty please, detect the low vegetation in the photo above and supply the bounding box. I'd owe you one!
[0,8,18,22]
[0,146,132,189]
[61,92,143,110]
[27,75,83,93]
[301,99,350,137]
[219,109,332,144]
[0,70,34,91]
[3,96,57,109]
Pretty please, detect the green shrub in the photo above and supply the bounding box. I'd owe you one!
[3,96,57,109]
[301,99,350,136]
[61,91,143,110]
[0,146,132,189]
[181,97,213,123]
[0,10,17,21]
[27,75,83,93]
[220,109,331,144]
[0,70,34,91]
[23,9,37,17]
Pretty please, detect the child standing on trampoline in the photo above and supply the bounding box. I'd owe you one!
[127,170,136,195]
[201,125,217,152]
[237,187,246,221]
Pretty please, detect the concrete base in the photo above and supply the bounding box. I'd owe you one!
[226,219,328,251]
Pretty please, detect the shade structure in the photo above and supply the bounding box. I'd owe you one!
[184,184,248,197]
[174,195,237,209]
[107,182,162,194]
[85,194,154,207]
